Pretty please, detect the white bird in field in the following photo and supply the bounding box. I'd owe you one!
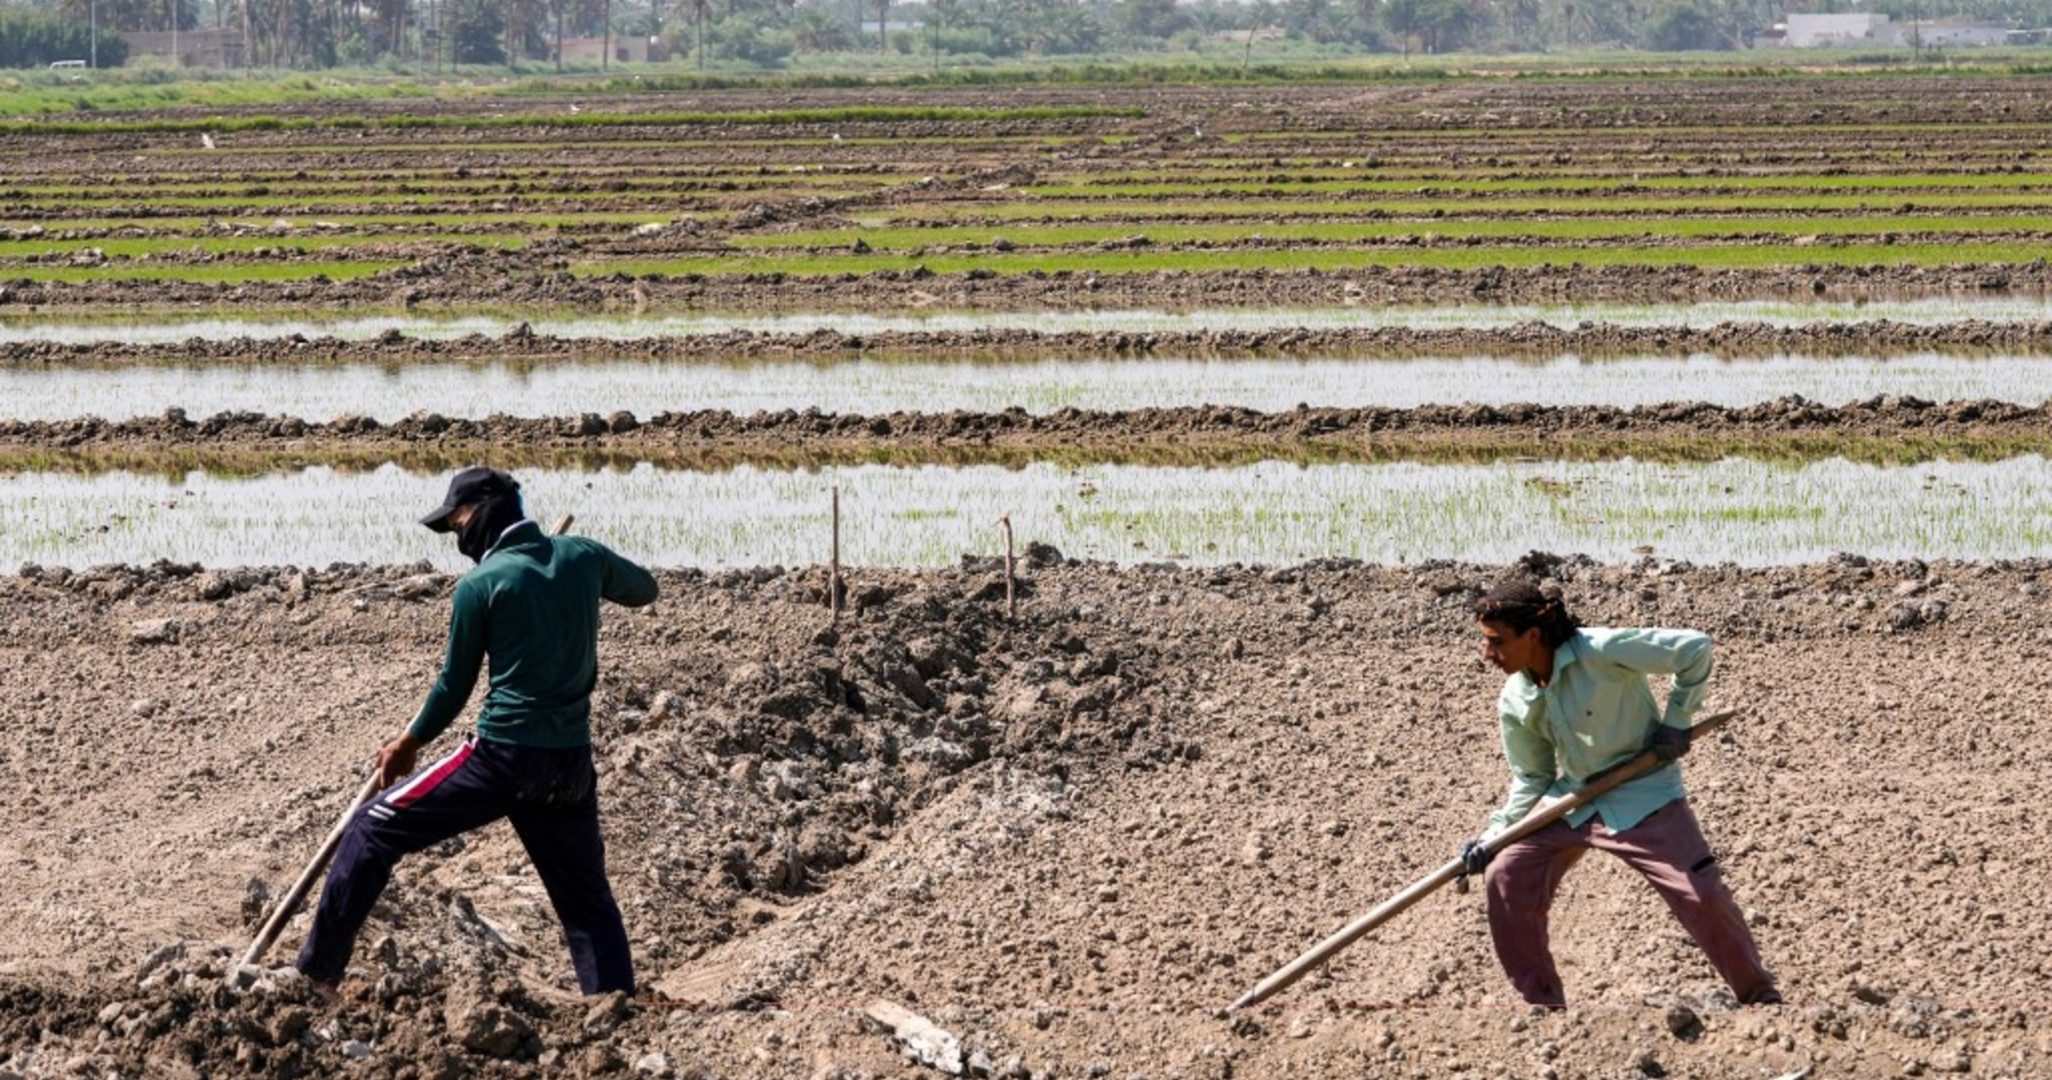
[569,103,581,114]
[201,132,215,149]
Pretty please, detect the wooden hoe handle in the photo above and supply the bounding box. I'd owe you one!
[236,772,381,973]
[1228,710,1738,1011]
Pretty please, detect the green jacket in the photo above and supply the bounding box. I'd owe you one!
[408,520,659,748]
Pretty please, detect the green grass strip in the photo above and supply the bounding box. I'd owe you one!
[733,214,2052,251]
[0,235,531,258]
[1037,170,2052,196]
[574,239,2052,277]
[0,260,400,284]
[1014,192,2052,216]
[1020,179,2052,204]
[49,133,1094,159]
[8,211,725,233]
[866,195,2052,225]
[0,180,889,216]
[0,105,1141,139]
[0,171,914,200]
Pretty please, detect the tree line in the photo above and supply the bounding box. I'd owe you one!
[10,0,2048,69]
[1,7,127,66]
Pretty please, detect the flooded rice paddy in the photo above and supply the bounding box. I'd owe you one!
[5,353,2051,422]
[5,457,2046,571]
[7,295,2052,346]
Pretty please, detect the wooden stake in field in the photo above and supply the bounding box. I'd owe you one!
[831,484,843,624]
[1001,515,1017,620]
[1229,710,1738,1011]
[234,513,577,978]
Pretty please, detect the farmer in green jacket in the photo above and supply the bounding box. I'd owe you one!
[1461,577,1780,1008]
[297,467,658,999]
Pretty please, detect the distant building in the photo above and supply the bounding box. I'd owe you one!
[1781,13,1890,47]
[557,35,665,63]
[119,29,243,68]
[1906,17,2009,47]
[1780,12,2012,48]
[1209,26,1285,45]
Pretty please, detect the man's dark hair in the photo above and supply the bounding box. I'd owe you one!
[1473,577,1582,649]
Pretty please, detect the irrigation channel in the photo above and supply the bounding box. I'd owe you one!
[6,457,2049,570]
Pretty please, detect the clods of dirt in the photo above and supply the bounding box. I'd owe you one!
[2,554,2049,1078]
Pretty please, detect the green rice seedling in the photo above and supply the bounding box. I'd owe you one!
[1016,183,2052,214]
[731,214,2052,253]
[0,260,399,285]
[872,192,2052,225]
[0,235,532,260]
[575,238,2052,278]
[1018,168,2052,198]
[0,105,1141,139]
[8,457,2052,570]
[14,212,722,234]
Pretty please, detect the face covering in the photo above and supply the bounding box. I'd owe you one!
[457,493,524,564]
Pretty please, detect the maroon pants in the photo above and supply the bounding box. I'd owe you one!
[1482,798,1777,1007]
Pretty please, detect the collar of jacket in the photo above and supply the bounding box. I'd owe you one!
[1507,632,1588,707]
[482,519,545,560]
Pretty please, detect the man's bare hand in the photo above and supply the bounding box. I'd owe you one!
[374,733,423,788]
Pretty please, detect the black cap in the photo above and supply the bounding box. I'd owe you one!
[420,467,520,532]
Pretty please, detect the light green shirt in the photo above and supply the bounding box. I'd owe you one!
[1483,627,1712,839]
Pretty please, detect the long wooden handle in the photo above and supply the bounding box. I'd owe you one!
[237,772,380,972]
[1228,710,1736,1011]
[234,512,579,976]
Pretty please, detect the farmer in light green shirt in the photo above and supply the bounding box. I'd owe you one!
[1460,577,1780,1008]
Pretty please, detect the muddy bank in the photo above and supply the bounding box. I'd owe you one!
[4,262,2047,317]
[1,555,2048,1078]
[13,316,2052,367]
[2,395,2047,472]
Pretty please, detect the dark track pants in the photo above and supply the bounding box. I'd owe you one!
[1482,798,1777,1008]
[296,738,634,994]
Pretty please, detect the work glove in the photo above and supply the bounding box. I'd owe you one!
[1458,837,1495,876]
[1649,723,1692,762]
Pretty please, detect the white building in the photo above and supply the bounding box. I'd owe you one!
[1781,12,2012,48]
[1782,12,1890,47]
[1906,18,2009,47]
